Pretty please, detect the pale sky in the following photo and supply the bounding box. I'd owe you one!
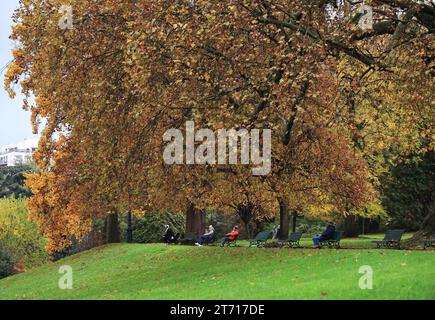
[0,0,39,148]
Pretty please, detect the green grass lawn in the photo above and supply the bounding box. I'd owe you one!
[1,235,434,300]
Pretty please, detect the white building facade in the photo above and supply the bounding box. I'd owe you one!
[0,139,38,167]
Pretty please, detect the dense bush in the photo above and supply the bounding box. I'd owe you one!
[261,218,326,238]
[0,197,48,268]
[380,152,434,231]
[51,219,106,261]
[0,165,33,198]
[296,219,326,237]
[0,244,16,279]
[206,209,238,238]
[133,211,185,243]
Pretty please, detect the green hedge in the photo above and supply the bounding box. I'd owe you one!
[133,211,185,243]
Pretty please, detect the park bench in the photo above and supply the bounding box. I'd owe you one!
[224,234,239,247]
[179,232,197,245]
[319,231,344,249]
[373,229,405,249]
[202,233,218,246]
[422,233,435,249]
[248,231,271,247]
[277,231,303,248]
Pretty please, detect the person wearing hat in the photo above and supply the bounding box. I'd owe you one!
[195,225,215,246]
[220,225,239,247]
[312,221,336,248]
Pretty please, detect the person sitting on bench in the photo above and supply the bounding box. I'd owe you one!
[312,222,335,248]
[220,225,239,247]
[272,225,280,240]
[160,225,178,244]
[195,225,215,246]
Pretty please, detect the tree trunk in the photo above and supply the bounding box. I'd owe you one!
[245,222,251,239]
[344,215,361,237]
[185,204,206,237]
[411,191,435,241]
[126,211,133,243]
[106,212,120,243]
[291,212,297,233]
[364,217,380,234]
[236,203,255,239]
[278,199,289,240]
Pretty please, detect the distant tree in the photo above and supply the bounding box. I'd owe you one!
[380,152,434,231]
[0,197,48,269]
[0,165,33,198]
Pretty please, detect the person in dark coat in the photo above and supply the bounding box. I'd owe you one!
[312,222,336,248]
[160,225,178,244]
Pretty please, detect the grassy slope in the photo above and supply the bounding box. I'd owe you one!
[1,236,434,300]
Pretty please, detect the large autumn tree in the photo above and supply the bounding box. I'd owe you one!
[5,0,433,250]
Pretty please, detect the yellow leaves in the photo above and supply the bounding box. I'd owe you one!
[8,0,430,252]
[12,48,25,63]
[228,5,238,13]
[34,96,52,117]
[132,209,145,218]
[4,61,24,98]
[0,197,48,265]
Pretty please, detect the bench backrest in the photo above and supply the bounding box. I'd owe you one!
[332,231,344,241]
[255,231,271,241]
[209,233,218,241]
[288,231,303,242]
[384,229,405,241]
[183,232,197,240]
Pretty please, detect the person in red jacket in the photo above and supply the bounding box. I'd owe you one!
[220,226,239,247]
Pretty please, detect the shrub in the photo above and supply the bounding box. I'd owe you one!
[263,242,282,248]
[206,209,238,238]
[51,219,106,261]
[133,211,185,243]
[0,197,49,268]
[292,218,328,237]
[0,165,33,198]
[0,244,16,279]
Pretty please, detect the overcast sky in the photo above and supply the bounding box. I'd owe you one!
[0,0,39,148]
